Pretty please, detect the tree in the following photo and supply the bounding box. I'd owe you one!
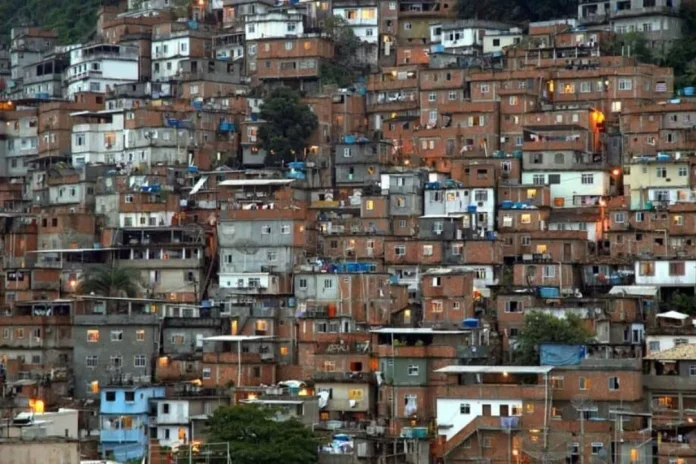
[257,88,318,165]
[455,0,575,22]
[608,32,654,64]
[320,16,364,87]
[78,266,142,298]
[665,291,696,316]
[514,311,593,365]
[207,404,321,464]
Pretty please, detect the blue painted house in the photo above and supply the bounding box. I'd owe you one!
[99,385,165,462]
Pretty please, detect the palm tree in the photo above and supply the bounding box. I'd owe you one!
[78,266,142,298]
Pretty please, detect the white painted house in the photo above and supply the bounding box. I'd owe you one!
[332,5,379,44]
[66,44,139,98]
[521,171,610,207]
[71,111,125,166]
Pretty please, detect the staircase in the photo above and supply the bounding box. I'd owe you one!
[441,416,516,457]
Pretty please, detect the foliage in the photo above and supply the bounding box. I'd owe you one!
[608,32,654,64]
[207,404,321,464]
[665,5,696,87]
[78,266,142,298]
[257,88,318,165]
[0,0,112,44]
[320,16,365,87]
[455,0,575,22]
[665,291,696,316]
[514,311,593,365]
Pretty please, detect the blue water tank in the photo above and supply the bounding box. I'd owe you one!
[657,153,671,161]
[344,135,356,144]
[467,205,477,213]
[685,87,695,96]
[462,318,479,328]
[487,231,496,240]
[538,287,561,298]
[501,200,513,209]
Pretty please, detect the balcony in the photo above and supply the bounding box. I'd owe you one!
[312,371,376,383]
[100,428,144,443]
[644,374,696,392]
[611,5,677,18]
[156,412,189,425]
[523,139,586,152]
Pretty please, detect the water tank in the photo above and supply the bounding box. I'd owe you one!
[554,197,565,207]
[462,318,479,328]
[467,205,477,213]
[501,200,514,209]
[684,87,695,96]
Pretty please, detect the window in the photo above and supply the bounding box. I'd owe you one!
[432,300,443,313]
[135,330,145,341]
[87,329,99,342]
[267,251,278,262]
[110,330,123,342]
[580,81,592,93]
[110,355,123,369]
[579,377,590,390]
[611,101,622,113]
[2,328,8,339]
[281,224,291,234]
[171,333,185,345]
[448,91,458,101]
[395,244,406,256]
[134,355,147,368]
[428,92,436,102]
[639,262,654,276]
[366,200,374,210]
[520,214,531,224]
[532,174,545,185]
[422,245,433,256]
[509,96,518,106]
[298,278,308,289]
[480,83,490,93]
[404,22,412,30]
[669,262,685,276]
[432,277,441,287]
[505,301,522,313]
[608,377,620,391]
[105,391,116,402]
[474,190,488,202]
[323,279,333,289]
[592,443,604,455]
[656,166,667,178]
[581,173,594,184]
[460,403,471,414]
[551,376,564,389]
[618,79,632,90]
[483,437,493,448]
[648,341,660,352]
[261,224,272,234]
[202,368,211,379]
[635,212,644,222]
[543,265,555,278]
[407,365,419,376]
[614,212,625,223]
[86,355,98,368]
[675,338,689,346]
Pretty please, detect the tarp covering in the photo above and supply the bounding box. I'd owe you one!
[540,344,586,366]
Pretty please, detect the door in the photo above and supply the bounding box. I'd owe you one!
[563,243,572,261]
[482,404,492,416]
[499,405,509,417]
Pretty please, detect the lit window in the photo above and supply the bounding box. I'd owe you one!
[87,330,99,342]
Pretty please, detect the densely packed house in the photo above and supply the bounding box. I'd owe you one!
[0,0,695,462]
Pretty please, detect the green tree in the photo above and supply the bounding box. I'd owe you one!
[257,88,318,165]
[320,16,363,87]
[608,32,654,64]
[514,311,593,365]
[665,4,696,86]
[455,0,575,22]
[78,266,142,298]
[665,291,696,316]
[207,404,321,464]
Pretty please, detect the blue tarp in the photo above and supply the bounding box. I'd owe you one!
[540,344,586,366]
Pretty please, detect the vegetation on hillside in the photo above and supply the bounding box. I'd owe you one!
[207,404,321,464]
[0,0,109,44]
[514,311,594,365]
[257,88,318,165]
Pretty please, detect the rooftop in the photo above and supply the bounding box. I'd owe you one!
[435,366,554,374]
[645,344,696,361]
